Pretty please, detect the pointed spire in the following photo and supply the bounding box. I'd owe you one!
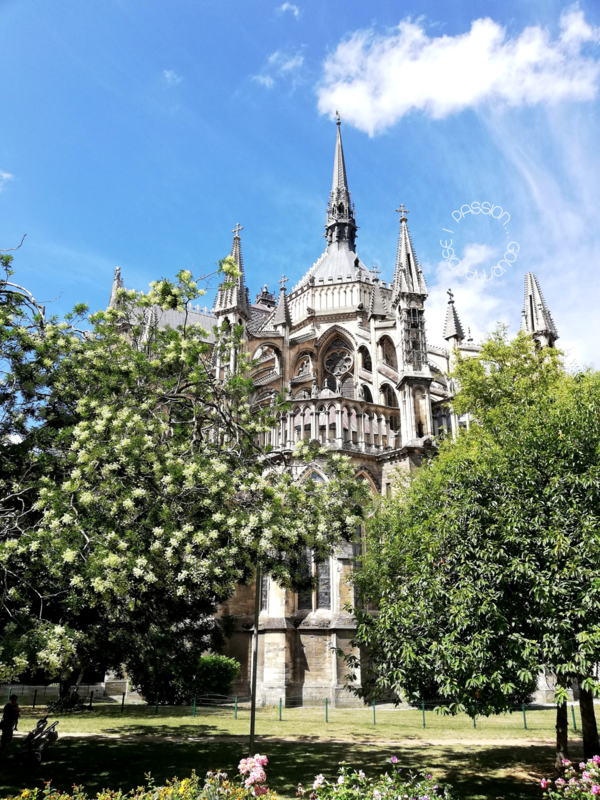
[521,272,558,346]
[392,204,426,300]
[443,288,465,342]
[212,224,250,320]
[368,266,387,319]
[109,266,123,308]
[272,275,291,328]
[325,114,356,254]
[332,111,348,193]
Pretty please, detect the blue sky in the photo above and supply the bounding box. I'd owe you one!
[2,0,600,364]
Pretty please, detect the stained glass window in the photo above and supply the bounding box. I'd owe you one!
[316,559,331,609]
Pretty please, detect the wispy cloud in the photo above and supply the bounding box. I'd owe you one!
[163,69,182,87]
[254,74,275,88]
[318,10,600,134]
[252,49,304,89]
[280,3,300,18]
[0,171,14,192]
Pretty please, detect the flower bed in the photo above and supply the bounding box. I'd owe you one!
[542,756,600,797]
[12,755,448,800]
[298,759,449,800]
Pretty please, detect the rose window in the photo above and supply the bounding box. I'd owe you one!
[325,349,353,377]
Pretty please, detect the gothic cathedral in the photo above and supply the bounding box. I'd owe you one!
[110,117,558,707]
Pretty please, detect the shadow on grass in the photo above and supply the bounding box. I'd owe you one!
[0,737,581,800]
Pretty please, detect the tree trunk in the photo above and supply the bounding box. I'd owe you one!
[555,701,569,770]
[579,686,600,760]
[74,667,85,695]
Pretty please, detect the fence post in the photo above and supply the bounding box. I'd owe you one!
[89,690,94,711]
[325,698,328,723]
[522,704,527,730]
[572,704,577,731]
[235,696,238,720]
[192,697,196,717]
[279,697,282,721]
[121,692,126,712]
[422,700,426,728]
[472,708,476,729]
[32,689,37,710]
[373,700,376,726]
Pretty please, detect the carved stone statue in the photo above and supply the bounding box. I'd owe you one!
[311,379,319,398]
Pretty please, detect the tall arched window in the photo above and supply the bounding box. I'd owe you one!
[381,383,398,408]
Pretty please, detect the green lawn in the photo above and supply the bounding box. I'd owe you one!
[0,705,582,800]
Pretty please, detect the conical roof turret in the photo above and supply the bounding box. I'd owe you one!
[272,276,292,328]
[521,272,558,346]
[368,268,387,319]
[443,289,465,342]
[212,223,250,320]
[392,205,427,301]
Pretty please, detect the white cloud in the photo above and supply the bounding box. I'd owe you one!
[0,171,14,191]
[280,3,300,18]
[163,70,182,87]
[318,10,600,134]
[253,74,275,88]
[253,50,304,88]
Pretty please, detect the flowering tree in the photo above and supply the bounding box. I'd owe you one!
[351,331,600,762]
[0,257,368,685]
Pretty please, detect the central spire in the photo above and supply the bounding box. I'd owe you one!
[325,113,356,253]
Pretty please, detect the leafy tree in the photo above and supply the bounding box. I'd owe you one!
[0,258,369,688]
[351,330,600,762]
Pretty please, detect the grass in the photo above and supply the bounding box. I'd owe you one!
[0,704,582,800]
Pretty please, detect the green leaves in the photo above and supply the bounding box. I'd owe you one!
[352,329,600,713]
[0,263,370,682]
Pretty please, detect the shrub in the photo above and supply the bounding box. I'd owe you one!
[298,759,450,800]
[131,653,240,705]
[541,756,600,797]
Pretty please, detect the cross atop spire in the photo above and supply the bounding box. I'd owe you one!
[443,287,465,342]
[212,224,250,320]
[371,264,381,280]
[396,204,409,221]
[278,274,288,291]
[392,206,427,300]
[336,110,341,125]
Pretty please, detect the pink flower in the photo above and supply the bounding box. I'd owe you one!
[581,763,587,769]
[255,755,269,768]
[592,786,600,796]
[540,779,548,789]
[253,787,268,797]
[562,759,571,766]
[312,776,324,791]
[594,756,600,765]
[556,778,566,787]
[391,757,398,764]
[245,768,267,787]
[372,791,381,800]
